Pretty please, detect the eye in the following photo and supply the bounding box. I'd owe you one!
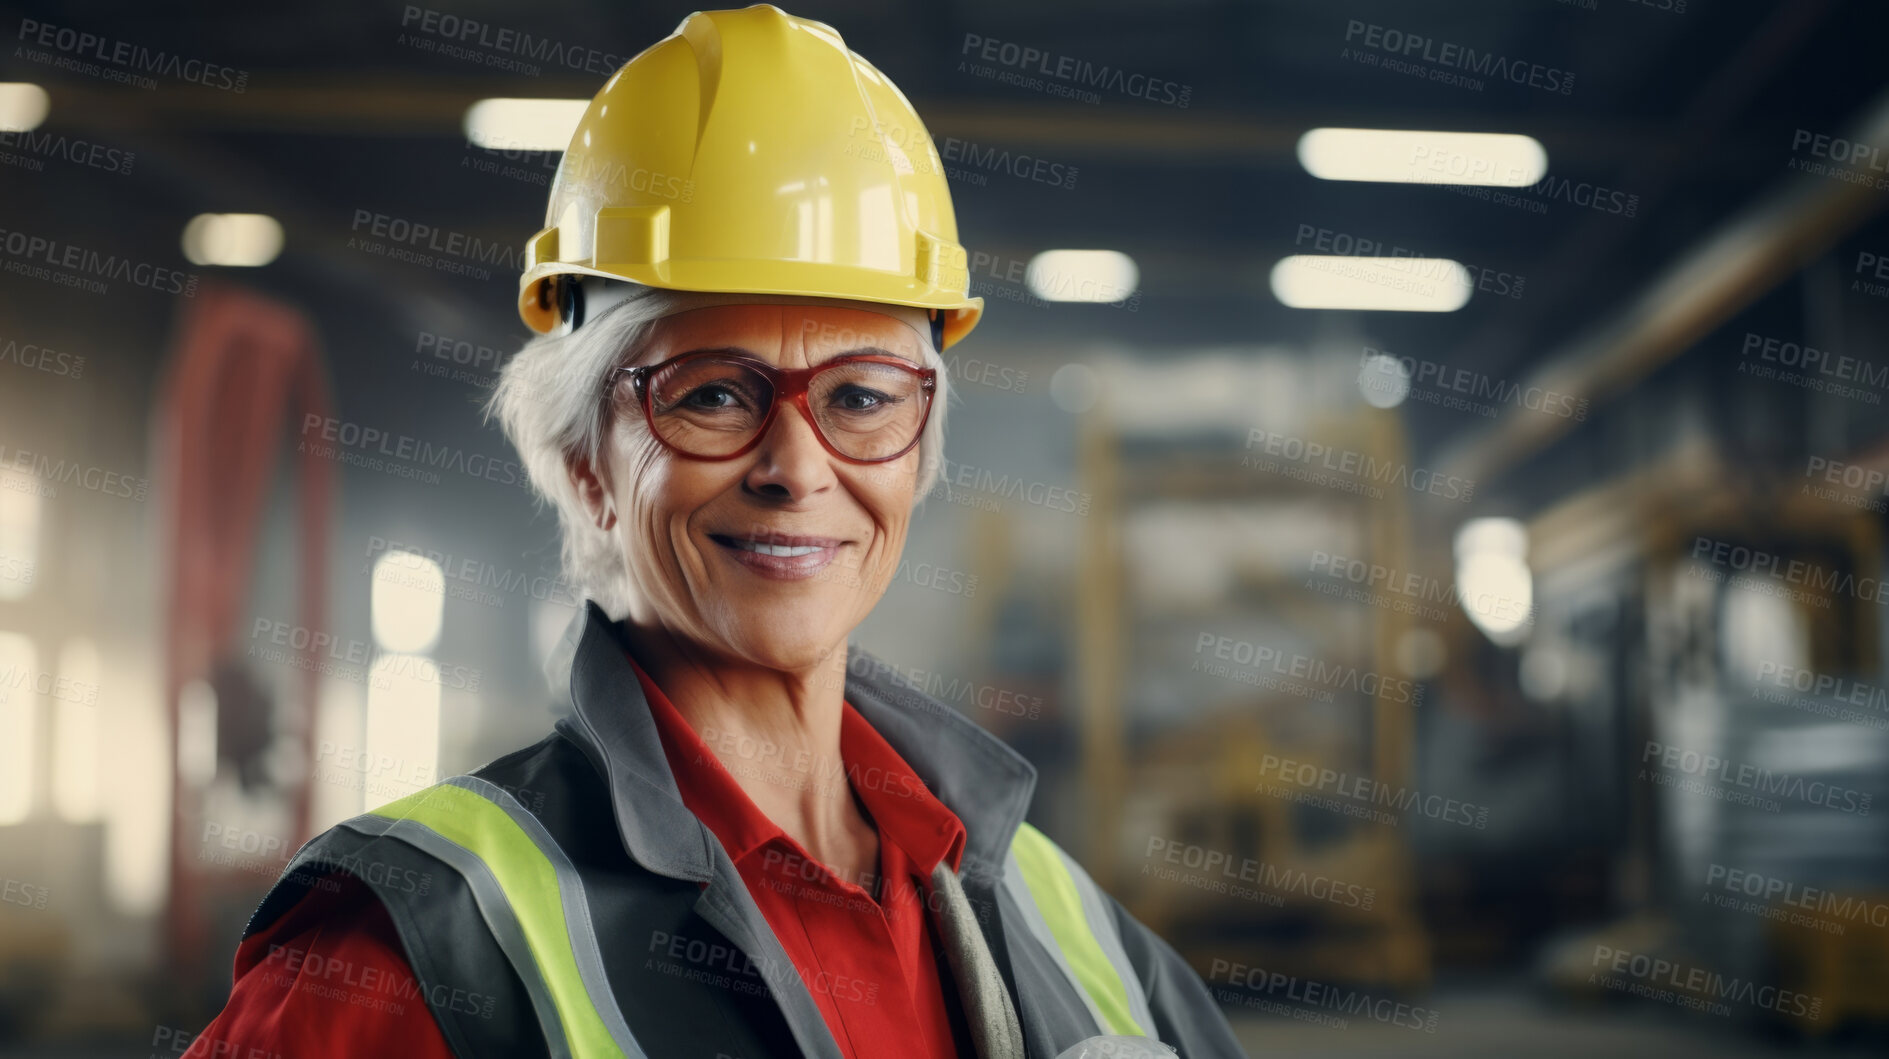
[683,383,747,409]
[832,385,892,411]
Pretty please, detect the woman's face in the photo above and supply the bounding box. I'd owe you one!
[575,303,929,672]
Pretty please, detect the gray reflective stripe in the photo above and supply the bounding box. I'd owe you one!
[334,814,574,1059]
[1051,843,1158,1038]
[1001,851,1112,1035]
[1055,1037,1178,1059]
[443,776,646,1059]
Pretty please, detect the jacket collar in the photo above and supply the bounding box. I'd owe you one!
[552,600,1036,887]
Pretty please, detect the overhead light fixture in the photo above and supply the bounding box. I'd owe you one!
[1270,256,1472,311]
[1358,351,1411,408]
[1297,128,1547,187]
[1454,517,1533,645]
[181,213,284,267]
[0,83,49,133]
[463,98,589,152]
[1026,249,1139,303]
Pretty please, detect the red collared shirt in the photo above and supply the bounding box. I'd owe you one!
[630,650,969,1059]
[197,655,969,1059]
[192,872,457,1057]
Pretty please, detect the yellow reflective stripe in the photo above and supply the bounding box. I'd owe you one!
[370,784,620,1057]
[1009,823,1147,1036]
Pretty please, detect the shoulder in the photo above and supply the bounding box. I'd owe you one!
[212,874,456,1057]
[466,728,592,813]
[1005,820,1103,899]
[1001,821,1145,961]
[244,732,587,942]
[1002,822,1245,1053]
[1002,820,1188,967]
[354,728,637,882]
[238,871,399,976]
[249,789,551,1058]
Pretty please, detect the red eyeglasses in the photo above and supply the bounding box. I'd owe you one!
[607,350,937,463]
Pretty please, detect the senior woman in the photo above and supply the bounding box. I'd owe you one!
[199,6,1242,1058]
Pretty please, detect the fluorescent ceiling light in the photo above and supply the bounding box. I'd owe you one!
[0,83,49,133]
[1026,249,1139,303]
[1455,517,1527,563]
[1270,256,1472,311]
[182,213,284,267]
[1298,128,1547,187]
[463,98,589,152]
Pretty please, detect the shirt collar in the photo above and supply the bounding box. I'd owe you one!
[628,650,966,877]
[552,601,1032,886]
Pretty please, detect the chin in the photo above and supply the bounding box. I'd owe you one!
[719,605,853,672]
[735,638,845,675]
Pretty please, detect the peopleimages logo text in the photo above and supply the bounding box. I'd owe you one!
[300,414,528,491]
[348,210,526,270]
[1641,740,1871,815]
[1342,20,1574,95]
[1691,536,1889,606]
[959,33,1192,107]
[15,18,249,92]
[398,6,631,77]
[0,226,197,296]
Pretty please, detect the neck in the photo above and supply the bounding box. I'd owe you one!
[622,619,879,887]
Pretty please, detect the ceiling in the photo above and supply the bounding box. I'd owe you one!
[3,0,1887,498]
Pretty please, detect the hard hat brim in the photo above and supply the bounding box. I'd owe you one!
[519,262,983,348]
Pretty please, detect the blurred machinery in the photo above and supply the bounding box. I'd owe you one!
[1072,369,1433,994]
[154,285,333,1011]
[1529,434,1889,1035]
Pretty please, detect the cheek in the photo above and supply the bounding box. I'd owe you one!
[611,432,739,566]
[881,452,924,512]
[608,433,684,563]
[855,457,921,549]
[608,428,664,517]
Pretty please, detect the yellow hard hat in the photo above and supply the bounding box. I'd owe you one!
[517,3,983,349]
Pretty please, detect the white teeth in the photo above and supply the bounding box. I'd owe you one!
[731,539,825,557]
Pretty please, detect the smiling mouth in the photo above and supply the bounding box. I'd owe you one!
[708,532,846,579]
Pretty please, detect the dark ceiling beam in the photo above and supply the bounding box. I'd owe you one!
[49,107,518,348]
[1429,0,1841,410]
[29,77,1671,162]
[1434,87,1889,489]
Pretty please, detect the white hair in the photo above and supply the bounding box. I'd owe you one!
[485,284,953,620]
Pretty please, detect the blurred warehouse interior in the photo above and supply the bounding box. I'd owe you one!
[3,0,1889,1054]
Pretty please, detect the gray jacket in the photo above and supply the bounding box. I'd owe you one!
[244,600,1248,1058]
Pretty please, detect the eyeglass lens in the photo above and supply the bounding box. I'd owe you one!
[636,356,927,460]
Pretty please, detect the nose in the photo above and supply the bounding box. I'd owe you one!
[741,397,838,502]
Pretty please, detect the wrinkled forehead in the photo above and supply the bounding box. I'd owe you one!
[619,286,934,364]
[653,301,929,353]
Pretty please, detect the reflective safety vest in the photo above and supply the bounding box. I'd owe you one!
[243,602,1244,1059]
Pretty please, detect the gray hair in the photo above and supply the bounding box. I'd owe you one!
[485,285,953,619]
